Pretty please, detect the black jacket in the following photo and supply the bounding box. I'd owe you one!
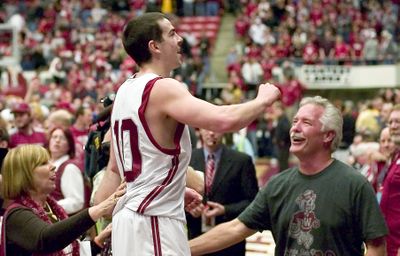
[187,146,258,256]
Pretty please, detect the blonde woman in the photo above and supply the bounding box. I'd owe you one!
[1,145,125,256]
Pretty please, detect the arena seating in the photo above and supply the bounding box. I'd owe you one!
[177,16,221,56]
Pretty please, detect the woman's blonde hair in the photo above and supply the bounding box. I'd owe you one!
[2,145,50,199]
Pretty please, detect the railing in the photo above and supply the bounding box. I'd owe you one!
[203,62,400,90]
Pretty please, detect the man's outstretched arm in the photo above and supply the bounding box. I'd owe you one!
[189,218,256,255]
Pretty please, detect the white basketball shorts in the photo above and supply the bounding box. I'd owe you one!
[112,207,190,256]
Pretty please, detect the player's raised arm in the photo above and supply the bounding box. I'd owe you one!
[151,78,280,133]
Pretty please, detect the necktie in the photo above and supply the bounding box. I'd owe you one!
[205,154,215,195]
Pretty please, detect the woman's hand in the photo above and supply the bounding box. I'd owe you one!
[89,180,126,221]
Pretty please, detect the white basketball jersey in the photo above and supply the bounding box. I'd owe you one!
[111,73,192,222]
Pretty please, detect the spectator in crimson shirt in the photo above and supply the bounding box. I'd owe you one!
[9,102,47,148]
[274,40,290,59]
[279,78,305,108]
[309,1,323,27]
[381,106,400,256]
[302,40,319,64]
[350,32,364,64]
[234,13,250,39]
[245,0,259,17]
[246,42,262,59]
[278,61,306,118]
[333,35,350,65]
[260,57,277,82]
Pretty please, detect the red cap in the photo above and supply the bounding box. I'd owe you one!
[11,102,31,114]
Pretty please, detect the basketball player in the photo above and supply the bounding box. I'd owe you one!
[94,12,280,255]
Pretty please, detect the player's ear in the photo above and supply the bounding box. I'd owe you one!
[148,40,160,54]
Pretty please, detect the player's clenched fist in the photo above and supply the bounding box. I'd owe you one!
[256,82,281,107]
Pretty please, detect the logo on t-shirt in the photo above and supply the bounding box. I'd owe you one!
[285,190,336,256]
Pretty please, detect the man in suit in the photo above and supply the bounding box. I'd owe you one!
[271,101,291,172]
[186,128,258,256]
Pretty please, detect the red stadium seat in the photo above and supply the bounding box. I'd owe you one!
[178,15,221,56]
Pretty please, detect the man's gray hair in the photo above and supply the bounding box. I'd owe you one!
[299,96,343,151]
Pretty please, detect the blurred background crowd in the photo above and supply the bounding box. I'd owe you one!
[1,0,400,254]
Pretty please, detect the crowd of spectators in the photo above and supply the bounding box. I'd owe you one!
[1,0,400,163]
[0,0,141,118]
[212,0,400,163]
[231,0,400,68]
[222,0,400,115]
[0,0,222,108]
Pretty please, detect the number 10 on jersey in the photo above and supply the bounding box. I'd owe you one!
[113,119,142,182]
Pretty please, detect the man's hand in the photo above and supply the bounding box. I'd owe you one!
[204,201,225,218]
[188,201,226,218]
[184,187,202,212]
[188,203,205,218]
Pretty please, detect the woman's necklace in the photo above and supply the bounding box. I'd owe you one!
[44,202,59,223]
